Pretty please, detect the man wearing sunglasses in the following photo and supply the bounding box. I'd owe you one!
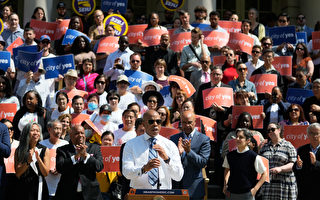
[190,55,211,97]
[295,13,313,40]
[122,110,183,189]
[274,13,295,56]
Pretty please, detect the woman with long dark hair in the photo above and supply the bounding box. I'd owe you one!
[25,7,46,28]
[71,36,96,69]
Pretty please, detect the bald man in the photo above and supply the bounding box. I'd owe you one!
[170,111,211,200]
[122,110,183,189]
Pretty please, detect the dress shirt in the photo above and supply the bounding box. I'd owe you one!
[201,70,211,83]
[245,59,264,79]
[2,27,24,48]
[103,47,134,73]
[202,25,228,33]
[174,25,194,34]
[122,133,184,189]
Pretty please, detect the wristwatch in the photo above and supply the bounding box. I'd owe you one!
[164,157,170,164]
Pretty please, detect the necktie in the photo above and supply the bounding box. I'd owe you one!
[148,137,158,186]
[204,72,209,83]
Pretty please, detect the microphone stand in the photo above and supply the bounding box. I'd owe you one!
[157,168,161,189]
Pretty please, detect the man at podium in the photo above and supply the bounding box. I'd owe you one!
[122,110,184,189]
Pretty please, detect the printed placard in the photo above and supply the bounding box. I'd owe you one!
[124,70,154,88]
[44,54,75,79]
[312,31,320,50]
[296,32,307,44]
[101,0,128,14]
[202,87,234,109]
[168,75,196,98]
[160,127,180,139]
[13,45,38,67]
[71,113,90,125]
[101,146,121,172]
[61,89,88,108]
[170,32,191,52]
[72,0,96,16]
[268,26,296,46]
[218,20,242,33]
[97,36,119,53]
[249,74,277,94]
[272,56,292,76]
[286,88,313,105]
[142,29,168,47]
[49,149,57,171]
[160,86,171,107]
[227,32,254,55]
[190,23,210,30]
[213,55,226,66]
[195,115,217,141]
[127,24,148,44]
[4,148,15,173]
[228,139,237,152]
[55,19,70,40]
[203,31,229,48]
[231,106,264,129]
[160,0,185,11]
[0,103,17,121]
[84,118,102,136]
[103,14,128,36]
[284,125,309,148]
[17,50,43,73]
[0,51,11,71]
[62,29,91,45]
[257,156,270,183]
[30,19,58,40]
[6,37,23,55]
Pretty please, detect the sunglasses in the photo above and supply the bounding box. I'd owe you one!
[201,60,210,64]
[226,53,234,57]
[289,108,299,112]
[296,47,304,51]
[96,81,106,85]
[278,19,287,23]
[148,100,157,104]
[7,127,13,131]
[263,42,272,46]
[158,112,166,116]
[238,68,247,72]
[41,41,50,44]
[267,127,277,133]
[297,17,305,20]
[252,50,261,54]
[296,74,304,78]
[109,97,118,100]
[131,60,140,63]
[148,119,162,125]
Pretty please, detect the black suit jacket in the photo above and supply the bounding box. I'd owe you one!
[55,142,104,200]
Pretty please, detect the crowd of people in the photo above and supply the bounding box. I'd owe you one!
[0,1,320,200]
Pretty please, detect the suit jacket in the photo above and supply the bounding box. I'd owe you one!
[0,123,10,191]
[190,70,209,98]
[170,130,211,199]
[55,142,104,200]
[293,143,320,200]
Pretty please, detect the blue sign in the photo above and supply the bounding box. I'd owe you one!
[191,23,210,30]
[101,0,128,14]
[268,26,296,46]
[17,50,43,73]
[0,51,11,72]
[43,54,75,79]
[62,29,91,45]
[286,88,313,105]
[13,45,38,68]
[124,70,153,88]
[296,32,307,44]
[160,86,170,98]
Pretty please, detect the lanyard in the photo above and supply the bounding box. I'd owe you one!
[83,73,91,91]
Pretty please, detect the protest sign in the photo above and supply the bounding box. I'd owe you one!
[203,31,229,47]
[272,56,292,76]
[17,50,43,73]
[84,118,102,136]
[142,29,168,46]
[30,19,58,40]
[168,75,195,98]
[250,74,277,94]
[48,149,57,171]
[257,156,270,183]
[44,54,75,79]
[97,36,119,53]
[213,56,226,67]
[296,32,307,44]
[202,87,234,109]
[101,0,127,14]
[127,24,148,44]
[191,23,210,30]
[124,70,154,88]
[62,29,91,45]
[4,148,15,173]
[232,106,264,129]
[227,32,254,55]
[170,32,191,52]
[71,113,90,125]
[6,37,23,55]
[284,125,309,148]
[160,127,180,139]
[228,139,237,152]
[61,89,88,108]
[72,0,96,16]
[160,86,171,106]
[101,146,121,172]
[13,45,38,68]
[218,20,242,33]
[312,31,320,50]
[0,103,17,122]
[268,26,296,46]
[195,115,217,141]
[0,51,11,71]
[55,19,70,40]
[104,14,128,36]
[160,0,185,11]
[286,88,313,105]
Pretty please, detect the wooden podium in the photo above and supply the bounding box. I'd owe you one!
[125,189,189,200]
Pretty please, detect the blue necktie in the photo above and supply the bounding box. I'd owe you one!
[148,137,158,186]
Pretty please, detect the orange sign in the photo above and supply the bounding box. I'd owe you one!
[55,19,70,40]
[160,127,180,139]
[231,106,264,129]
[6,37,23,55]
[272,56,292,76]
[30,19,58,40]
[250,74,277,94]
[312,31,320,50]
[101,146,121,172]
[83,118,102,136]
[49,149,57,171]
[213,55,239,66]
[203,31,229,47]
[228,139,237,152]
[0,103,17,121]
[4,147,15,173]
[227,32,254,55]
[202,87,234,109]
[71,113,90,125]
[168,75,196,98]
[61,89,88,108]
[97,36,119,53]
[142,29,168,46]
[284,125,309,148]
[218,20,242,33]
[257,156,270,183]
[170,32,191,52]
[195,115,217,141]
[127,24,148,44]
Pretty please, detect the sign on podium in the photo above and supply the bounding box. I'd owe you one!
[126,189,189,200]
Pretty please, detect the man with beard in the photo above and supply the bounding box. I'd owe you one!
[191,6,209,25]
[20,27,37,47]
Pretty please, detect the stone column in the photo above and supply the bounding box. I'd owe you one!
[23,0,54,26]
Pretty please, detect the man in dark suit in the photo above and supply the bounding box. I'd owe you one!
[55,125,103,200]
[293,123,320,200]
[170,111,211,200]
[0,122,10,199]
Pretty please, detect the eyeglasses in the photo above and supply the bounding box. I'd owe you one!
[252,50,261,54]
[212,73,222,76]
[296,74,304,78]
[0,81,6,84]
[201,60,210,64]
[289,108,299,112]
[238,68,247,72]
[158,112,166,116]
[278,19,287,23]
[147,100,157,104]
[109,97,118,100]
[131,60,140,63]
[296,47,304,51]
[297,17,305,20]
[96,81,106,85]
[148,119,162,125]
[267,127,277,133]
[263,42,272,46]
[226,53,234,57]
[7,127,13,131]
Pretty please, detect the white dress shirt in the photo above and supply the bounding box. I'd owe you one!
[103,47,134,74]
[122,133,184,189]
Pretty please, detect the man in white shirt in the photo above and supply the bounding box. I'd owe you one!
[122,110,184,189]
[245,45,264,79]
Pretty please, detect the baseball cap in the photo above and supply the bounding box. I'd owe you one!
[116,75,130,84]
[57,2,66,9]
[40,35,51,42]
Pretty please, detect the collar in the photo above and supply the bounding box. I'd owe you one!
[235,78,248,87]
[144,132,159,141]
[211,81,221,87]
[191,42,200,48]
[183,128,196,139]
[310,143,320,152]
[237,146,249,153]
[202,69,211,74]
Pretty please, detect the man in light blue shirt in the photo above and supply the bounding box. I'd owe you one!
[1,13,23,48]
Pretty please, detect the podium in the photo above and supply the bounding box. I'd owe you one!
[126,189,189,200]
